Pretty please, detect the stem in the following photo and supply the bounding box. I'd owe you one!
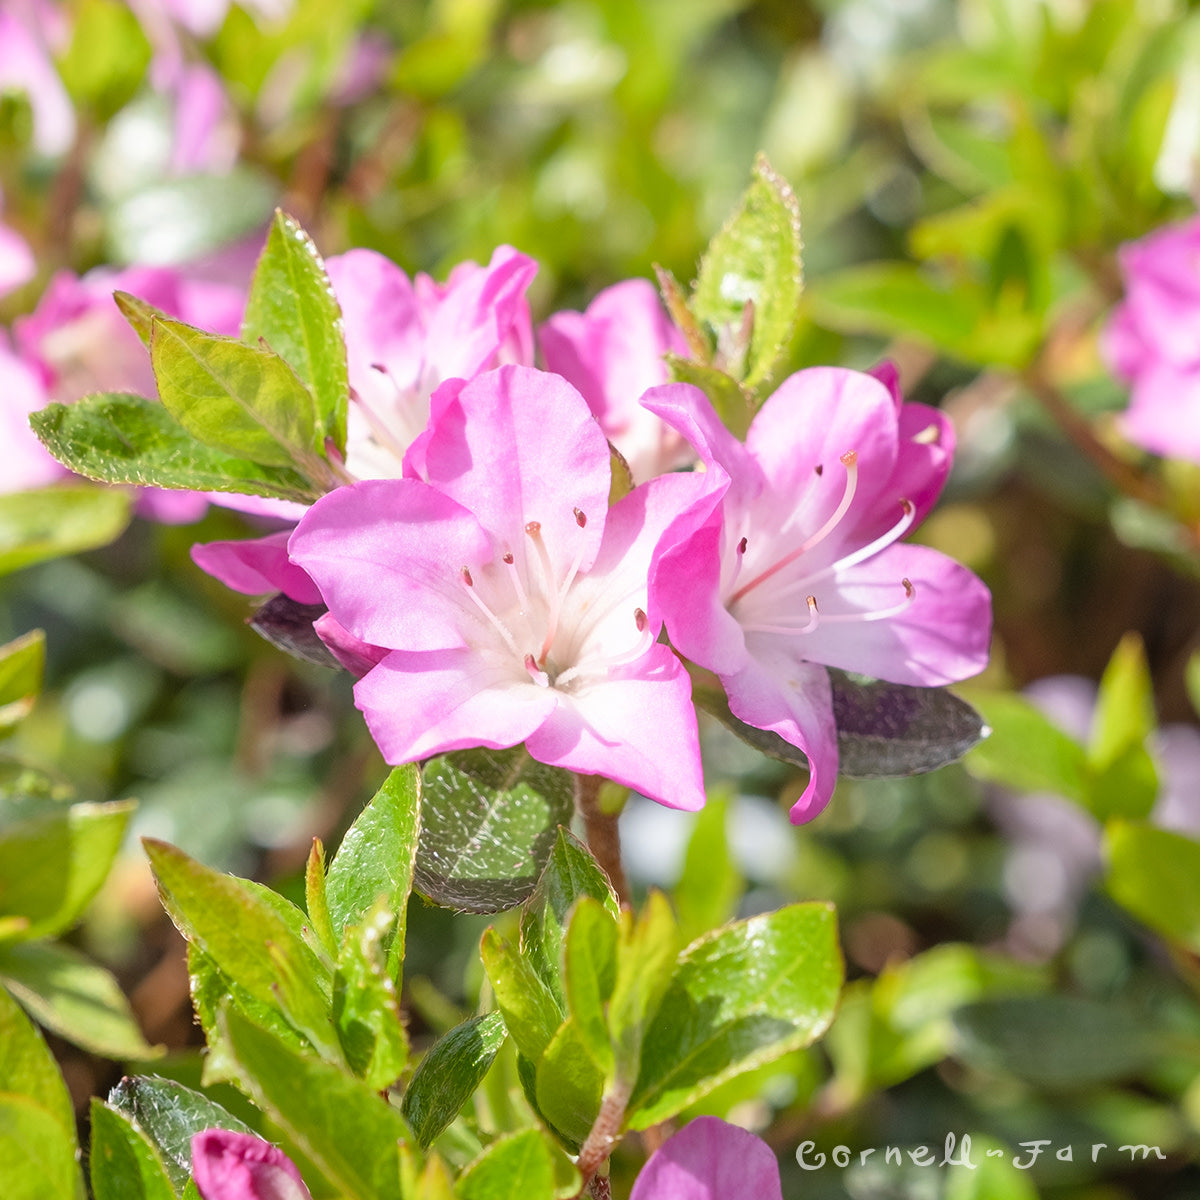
[574,1081,630,1197]
[576,775,630,907]
[587,1176,612,1200]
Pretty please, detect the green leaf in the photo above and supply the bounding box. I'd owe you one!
[626,902,842,1129]
[1106,821,1200,953]
[691,153,802,397]
[58,0,150,116]
[952,996,1160,1088]
[608,892,680,1086]
[0,1095,83,1200]
[144,839,337,1059]
[0,631,44,736]
[479,928,562,1064]
[305,839,336,959]
[562,898,618,1077]
[89,1101,175,1200]
[831,672,989,777]
[662,356,753,440]
[249,595,341,668]
[533,1017,605,1149]
[150,318,323,472]
[401,1011,508,1148]
[31,394,319,504]
[333,900,408,1090]
[1186,649,1200,721]
[520,829,619,1010]
[416,750,575,914]
[113,292,166,348]
[458,1129,574,1200]
[965,692,1090,804]
[220,1006,408,1200]
[942,1134,1039,1200]
[0,940,157,1059]
[243,210,349,455]
[326,765,420,982]
[107,1075,254,1194]
[0,486,132,576]
[673,794,741,946]
[0,800,133,941]
[0,985,75,1141]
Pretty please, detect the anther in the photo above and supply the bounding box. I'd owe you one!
[460,566,473,586]
[459,564,521,656]
[574,507,587,528]
[502,551,514,564]
[814,464,823,476]
[737,536,748,555]
[524,653,550,687]
[555,606,655,689]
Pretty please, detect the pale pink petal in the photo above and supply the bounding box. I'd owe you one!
[136,489,211,524]
[0,10,75,158]
[1121,362,1200,462]
[354,648,557,763]
[192,530,322,604]
[1117,218,1200,367]
[420,365,610,577]
[169,62,238,174]
[1101,304,1151,382]
[0,348,63,492]
[0,221,35,298]
[313,612,387,676]
[630,1117,782,1200]
[526,646,705,810]
[288,479,491,651]
[191,1129,311,1200]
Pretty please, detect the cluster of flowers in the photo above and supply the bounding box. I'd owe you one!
[191,1117,787,1200]
[5,238,992,822]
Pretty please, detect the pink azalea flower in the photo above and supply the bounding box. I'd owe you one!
[0,1,75,158]
[539,278,691,482]
[193,244,537,596]
[0,190,34,299]
[8,262,245,521]
[648,364,992,823]
[191,1129,311,1200]
[630,1117,783,1200]
[1102,214,1200,463]
[287,364,714,810]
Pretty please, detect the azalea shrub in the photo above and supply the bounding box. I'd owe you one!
[3,3,1200,1200]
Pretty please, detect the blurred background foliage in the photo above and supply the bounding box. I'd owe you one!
[5,0,1200,1196]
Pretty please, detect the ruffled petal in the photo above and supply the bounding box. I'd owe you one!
[629,1117,782,1200]
[192,530,322,603]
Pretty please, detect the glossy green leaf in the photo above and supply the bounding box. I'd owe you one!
[1106,821,1200,952]
[0,631,44,736]
[533,1017,605,1149]
[243,210,349,454]
[1087,633,1158,819]
[562,898,618,1076]
[58,0,150,115]
[401,1011,508,1147]
[150,317,323,471]
[0,486,132,576]
[479,928,562,1064]
[333,901,408,1090]
[965,692,1089,803]
[0,800,133,941]
[458,1129,572,1200]
[30,394,319,504]
[608,892,680,1086]
[663,356,752,439]
[520,828,619,1010]
[416,750,575,913]
[144,839,336,1057]
[626,902,842,1129]
[221,1006,408,1200]
[673,794,741,946]
[89,1101,175,1200]
[0,1094,83,1200]
[0,940,157,1059]
[305,839,336,958]
[0,985,75,1141]
[691,153,802,397]
[326,765,420,982]
[107,1075,254,1194]
[952,995,1160,1088]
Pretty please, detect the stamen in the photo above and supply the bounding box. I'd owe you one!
[554,608,656,689]
[351,366,410,462]
[730,450,859,603]
[528,513,590,663]
[742,595,820,637]
[814,464,823,476]
[725,534,749,591]
[818,578,916,624]
[524,652,550,687]
[502,550,531,614]
[798,498,915,591]
[460,565,522,657]
[574,507,587,528]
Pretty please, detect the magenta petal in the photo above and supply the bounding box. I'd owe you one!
[422,365,610,574]
[354,648,557,763]
[313,612,389,676]
[724,655,838,824]
[1122,362,1200,462]
[802,543,992,686]
[526,645,705,810]
[191,1129,311,1200]
[629,1117,783,1200]
[192,530,322,604]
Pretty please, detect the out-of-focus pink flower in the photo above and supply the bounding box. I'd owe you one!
[192,245,538,594]
[649,364,992,824]
[0,0,74,157]
[1103,214,1200,463]
[0,194,34,298]
[7,262,244,521]
[190,1129,311,1200]
[287,364,715,811]
[539,278,691,482]
[630,1117,783,1200]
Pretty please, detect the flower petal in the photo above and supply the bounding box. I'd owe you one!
[191,1129,312,1200]
[525,645,705,810]
[192,530,323,604]
[629,1117,782,1200]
